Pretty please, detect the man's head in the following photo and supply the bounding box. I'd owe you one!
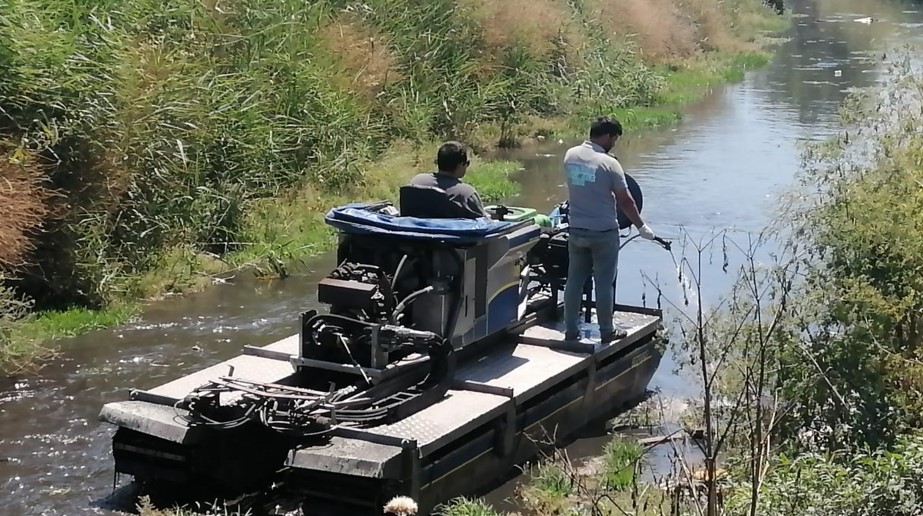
[435,141,470,178]
[588,116,623,153]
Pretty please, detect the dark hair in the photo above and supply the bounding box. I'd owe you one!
[436,141,469,172]
[589,116,623,138]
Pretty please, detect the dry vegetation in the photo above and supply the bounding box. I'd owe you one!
[457,0,766,66]
[318,13,402,99]
[592,0,699,59]
[678,0,741,52]
[0,149,53,271]
[589,0,753,60]
[458,0,575,58]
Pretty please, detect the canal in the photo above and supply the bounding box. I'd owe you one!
[2,0,923,513]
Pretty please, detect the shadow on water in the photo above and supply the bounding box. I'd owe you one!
[2,0,923,514]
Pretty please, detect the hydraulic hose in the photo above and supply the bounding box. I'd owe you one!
[391,285,435,320]
[391,254,409,290]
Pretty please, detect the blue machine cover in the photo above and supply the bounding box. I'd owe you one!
[325,203,524,243]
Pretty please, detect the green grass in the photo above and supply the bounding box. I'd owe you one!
[136,496,251,516]
[444,437,664,515]
[615,106,684,129]
[225,143,523,276]
[532,463,575,498]
[507,437,644,514]
[518,48,781,145]
[17,305,138,341]
[434,497,501,516]
[644,51,777,122]
[464,159,522,202]
[602,437,644,490]
[2,303,137,373]
[515,462,576,514]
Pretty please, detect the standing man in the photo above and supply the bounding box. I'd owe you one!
[563,116,657,342]
[408,141,488,219]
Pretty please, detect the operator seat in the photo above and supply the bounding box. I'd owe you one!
[399,184,478,219]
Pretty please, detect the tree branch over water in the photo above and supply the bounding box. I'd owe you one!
[641,224,807,516]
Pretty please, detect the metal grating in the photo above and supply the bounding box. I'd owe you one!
[261,333,300,354]
[456,343,586,399]
[354,390,508,454]
[147,355,295,404]
[521,309,659,342]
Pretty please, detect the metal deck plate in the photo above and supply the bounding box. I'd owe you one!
[261,333,300,354]
[520,309,658,343]
[287,437,403,478]
[99,401,195,443]
[144,354,296,405]
[341,389,509,456]
[125,333,302,406]
[457,344,587,404]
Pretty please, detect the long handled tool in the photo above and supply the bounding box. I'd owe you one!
[580,228,672,323]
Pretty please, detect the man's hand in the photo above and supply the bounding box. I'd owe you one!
[637,223,656,240]
[614,187,655,239]
[615,188,644,225]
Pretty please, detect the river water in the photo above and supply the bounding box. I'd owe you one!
[2,1,923,514]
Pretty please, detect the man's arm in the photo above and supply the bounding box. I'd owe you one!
[614,188,644,228]
[466,190,490,219]
[608,159,656,240]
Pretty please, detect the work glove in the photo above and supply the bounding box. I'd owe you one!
[637,223,656,240]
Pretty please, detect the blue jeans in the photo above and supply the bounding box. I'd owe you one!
[563,227,620,337]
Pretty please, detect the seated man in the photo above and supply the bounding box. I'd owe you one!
[407,141,488,219]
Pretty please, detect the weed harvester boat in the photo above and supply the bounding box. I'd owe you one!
[99,178,671,515]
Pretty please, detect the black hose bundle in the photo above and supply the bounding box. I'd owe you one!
[175,327,454,434]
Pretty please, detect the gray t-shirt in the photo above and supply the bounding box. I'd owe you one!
[409,172,488,219]
[563,141,629,231]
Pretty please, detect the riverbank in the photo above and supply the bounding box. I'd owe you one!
[0,0,788,374]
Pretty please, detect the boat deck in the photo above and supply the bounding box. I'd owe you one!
[99,305,663,513]
[286,306,659,472]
